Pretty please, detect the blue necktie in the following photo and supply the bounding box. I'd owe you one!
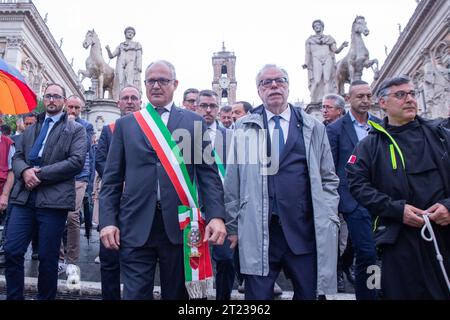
[273,116,285,157]
[28,117,53,166]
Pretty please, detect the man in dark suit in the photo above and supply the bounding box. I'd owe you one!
[195,89,234,300]
[100,60,227,300]
[95,85,142,300]
[4,83,86,300]
[326,80,380,300]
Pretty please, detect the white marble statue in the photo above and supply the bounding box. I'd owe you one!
[303,19,348,103]
[106,27,143,99]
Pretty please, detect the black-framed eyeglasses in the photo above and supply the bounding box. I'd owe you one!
[43,94,64,100]
[120,95,140,102]
[144,78,174,87]
[386,90,416,100]
[198,103,219,110]
[184,99,196,104]
[258,77,288,88]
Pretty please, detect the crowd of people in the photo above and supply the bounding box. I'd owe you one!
[0,59,449,300]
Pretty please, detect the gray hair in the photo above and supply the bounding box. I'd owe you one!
[322,93,345,109]
[145,60,177,80]
[376,75,412,98]
[220,105,232,113]
[119,85,141,98]
[66,95,85,106]
[255,64,289,87]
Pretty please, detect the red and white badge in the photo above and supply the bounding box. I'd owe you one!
[347,155,357,165]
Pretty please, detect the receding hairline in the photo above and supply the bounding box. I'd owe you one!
[255,64,289,86]
[66,95,85,106]
[145,60,177,79]
[119,85,141,98]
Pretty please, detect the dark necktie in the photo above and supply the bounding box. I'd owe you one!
[273,115,285,157]
[28,117,53,166]
[156,107,167,117]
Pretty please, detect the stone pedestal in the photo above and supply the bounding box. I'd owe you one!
[305,103,324,122]
[83,99,120,140]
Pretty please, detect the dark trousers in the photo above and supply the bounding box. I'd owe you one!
[343,205,378,300]
[212,238,235,300]
[244,218,317,300]
[120,208,188,300]
[381,226,450,300]
[100,240,121,300]
[4,195,67,300]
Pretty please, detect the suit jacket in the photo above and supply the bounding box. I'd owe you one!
[95,124,114,178]
[214,123,232,167]
[326,112,381,213]
[99,105,226,247]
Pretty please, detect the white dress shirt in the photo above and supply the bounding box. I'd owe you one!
[265,106,291,144]
[207,121,217,149]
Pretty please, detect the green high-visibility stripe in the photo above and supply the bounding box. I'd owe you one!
[369,120,405,169]
[389,144,397,170]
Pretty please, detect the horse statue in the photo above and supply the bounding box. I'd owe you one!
[78,30,115,99]
[336,16,379,95]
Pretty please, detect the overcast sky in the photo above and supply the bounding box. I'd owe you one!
[33,0,418,106]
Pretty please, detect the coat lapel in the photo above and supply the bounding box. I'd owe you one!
[279,106,300,164]
[167,104,183,134]
[342,113,358,147]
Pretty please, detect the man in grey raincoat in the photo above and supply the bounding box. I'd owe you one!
[224,64,340,299]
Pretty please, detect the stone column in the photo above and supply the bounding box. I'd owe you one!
[4,36,24,69]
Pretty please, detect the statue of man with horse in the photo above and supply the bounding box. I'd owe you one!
[303,19,348,104]
[336,16,379,96]
[78,30,115,100]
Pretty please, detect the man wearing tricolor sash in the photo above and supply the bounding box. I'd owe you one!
[195,89,235,300]
[99,61,227,300]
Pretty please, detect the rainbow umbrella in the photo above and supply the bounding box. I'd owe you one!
[0,58,37,115]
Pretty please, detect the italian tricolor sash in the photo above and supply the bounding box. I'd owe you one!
[133,103,213,299]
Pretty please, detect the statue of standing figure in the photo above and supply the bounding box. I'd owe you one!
[106,27,143,99]
[303,19,348,103]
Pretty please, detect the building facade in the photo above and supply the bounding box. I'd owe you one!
[0,0,83,101]
[372,0,449,119]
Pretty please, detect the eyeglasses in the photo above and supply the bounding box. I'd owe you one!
[120,95,140,102]
[321,105,337,111]
[67,105,81,109]
[44,94,64,100]
[144,78,174,87]
[386,90,416,100]
[198,103,219,110]
[258,77,288,88]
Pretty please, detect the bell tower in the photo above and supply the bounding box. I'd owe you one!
[212,42,236,106]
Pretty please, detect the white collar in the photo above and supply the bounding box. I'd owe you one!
[208,121,217,131]
[265,105,291,122]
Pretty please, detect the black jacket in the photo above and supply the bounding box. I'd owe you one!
[345,117,450,245]
[10,112,87,211]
